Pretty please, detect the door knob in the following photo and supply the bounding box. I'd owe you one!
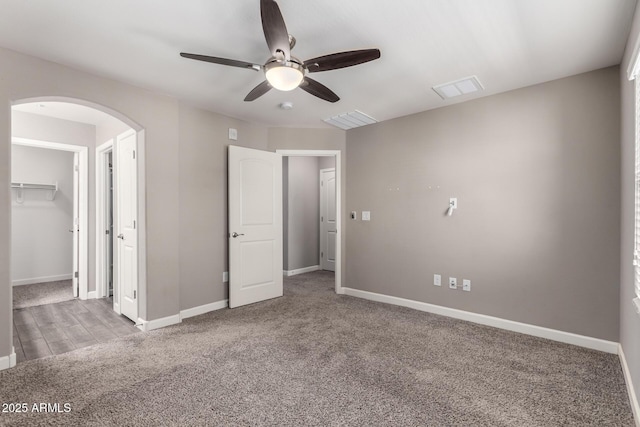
[117,234,125,240]
[231,232,245,238]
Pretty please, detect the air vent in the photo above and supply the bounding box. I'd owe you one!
[324,110,378,130]
[432,76,484,100]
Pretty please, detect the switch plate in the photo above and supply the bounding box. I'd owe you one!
[351,211,357,220]
[223,271,229,283]
[433,274,441,286]
[228,128,238,140]
[449,277,457,289]
[362,211,371,221]
[463,279,471,292]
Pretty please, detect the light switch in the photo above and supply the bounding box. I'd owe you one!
[351,211,357,220]
[362,211,371,221]
[228,128,238,140]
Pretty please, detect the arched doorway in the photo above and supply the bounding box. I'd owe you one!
[10,98,146,362]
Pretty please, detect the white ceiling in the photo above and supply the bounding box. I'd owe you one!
[0,0,636,128]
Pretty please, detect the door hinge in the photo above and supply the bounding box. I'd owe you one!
[74,271,79,278]
[321,181,324,187]
[133,150,136,159]
[133,220,136,229]
[133,290,137,299]
[105,230,110,235]
[321,251,324,258]
[321,216,324,222]
[74,165,79,172]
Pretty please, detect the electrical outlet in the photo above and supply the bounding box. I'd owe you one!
[463,279,471,292]
[449,277,457,289]
[433,274,441,286]
[223,271,229,283]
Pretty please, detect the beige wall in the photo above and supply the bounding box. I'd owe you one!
[620,1,640,410]
[346,66,621,341]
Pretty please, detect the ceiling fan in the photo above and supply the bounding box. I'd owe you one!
[180,0,381,103]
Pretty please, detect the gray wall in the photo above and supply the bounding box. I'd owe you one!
[346,66,621,341]
[11,145,74,283]
[178,103,268,309]
[620,1,640,410]
[285,156,320,271]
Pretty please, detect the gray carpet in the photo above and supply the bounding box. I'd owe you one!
[12,280,74,309]
[0,271,634,426]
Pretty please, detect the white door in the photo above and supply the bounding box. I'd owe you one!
[72,153,79,297]
[115,130,138,321]
[228,145,283,308]
[320,168,336,272]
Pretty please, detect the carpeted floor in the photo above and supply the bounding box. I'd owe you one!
[13,280,75,309]
[0,271,634,426]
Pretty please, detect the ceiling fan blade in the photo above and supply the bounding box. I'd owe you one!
[299,77,340,103]
[260,0,291,60]
[304,49,381,73]
[244,80,272,102]
[180,53,261,71]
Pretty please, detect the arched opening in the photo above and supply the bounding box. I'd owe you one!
[10,98,145,363]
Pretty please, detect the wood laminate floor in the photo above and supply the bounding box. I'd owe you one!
[13,298,139,363]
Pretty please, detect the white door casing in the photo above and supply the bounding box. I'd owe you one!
[72,152,80,297]
[320,168,336,272]
[228,146,283,308]
[116,130,138,321]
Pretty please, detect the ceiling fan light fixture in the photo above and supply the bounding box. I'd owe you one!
[265,60,304,91]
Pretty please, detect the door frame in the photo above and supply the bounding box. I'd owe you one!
[11,137,89,299]
[95,139,114,306]
[96,131,146,320]
[276,150,343,294]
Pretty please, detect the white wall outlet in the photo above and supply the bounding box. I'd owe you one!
[463,279,471,292]
[433,274,441,286]
[351,211,357,220]
[223,271,229,283]
[449,277,457,289]
[228,128,238,141]
[362,211,371,221]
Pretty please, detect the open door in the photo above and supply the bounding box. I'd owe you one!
[115,130,138,321]
[320,168,336,272]
[228,146,283,308]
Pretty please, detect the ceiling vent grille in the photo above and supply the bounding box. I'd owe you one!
[432,76,484,100]
[324,110,378,130]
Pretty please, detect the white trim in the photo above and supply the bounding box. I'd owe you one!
[0,349,16,371]
[276,150,343,294]
[95,139,114,300]
[12,138,89,301]
[136,314,181,332]
[87,291,97,300]
[343,287,619,354]
[180,300,228,320]
[12,274,73,286]
[283,265,320,277]
[620,345,640,426]
[628,33,640,81]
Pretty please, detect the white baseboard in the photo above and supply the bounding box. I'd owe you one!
[342,287,619,354]
[180,300,228,320]
[87,291,97,300]
[136,314,181,332]
[12,274,73,287]
[620,345,640,426]
[0,348,16,371]
[283,265,320,277]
